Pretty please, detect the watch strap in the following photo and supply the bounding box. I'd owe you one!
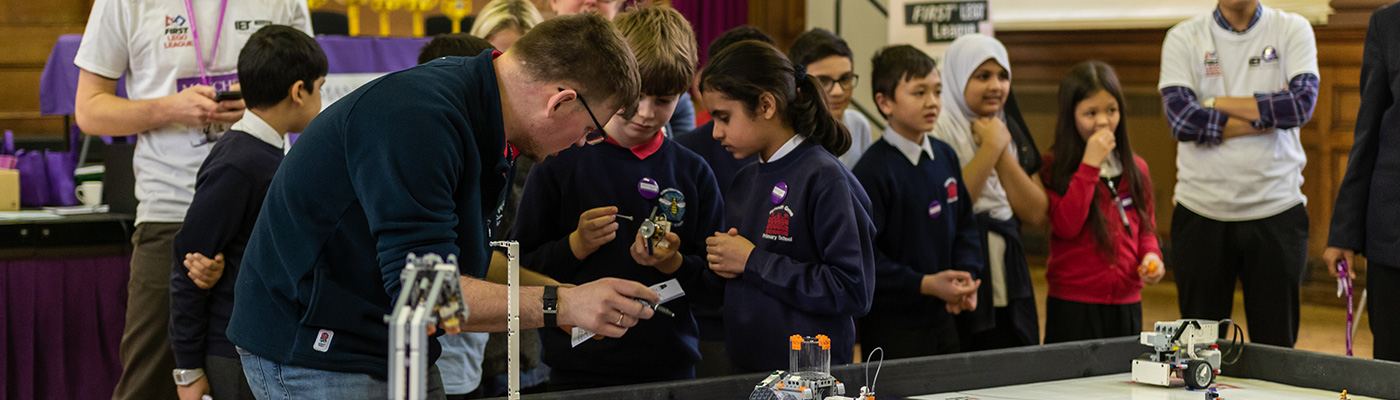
[543,285,559,327]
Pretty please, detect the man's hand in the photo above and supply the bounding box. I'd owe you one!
[1324,247,1358,279]
[971,117,1012,152]
[1138,253,1165,284]
[176,376,210,400]
[705,228,753,279]
[185,253,225,290]
[556,277,658,338]
[920,270,980,304]
[568,206,620,260]
[161,85,220,127]
[208,82,246,125]
[630,231,682,274]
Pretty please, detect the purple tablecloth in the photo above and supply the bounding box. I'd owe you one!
[2,255,130,400]
[39,34,431,116]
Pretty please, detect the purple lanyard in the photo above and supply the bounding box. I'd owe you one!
[1338,260,1354,356]
[183,0,230,86]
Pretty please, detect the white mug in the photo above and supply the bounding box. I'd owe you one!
[75,181,103,206]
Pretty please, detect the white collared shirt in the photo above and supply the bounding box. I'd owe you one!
[231,111,287,153]
[880,126,936,166]
[762,134,806,163]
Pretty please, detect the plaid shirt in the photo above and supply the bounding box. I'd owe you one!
[1214,6,1262,33]
[1161,74,1319,146]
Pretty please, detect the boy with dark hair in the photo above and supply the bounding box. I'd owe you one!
[512,5,722,389]
[419,33,496,64]
[852,45,982,359]
[788,28,874,169]
[169,24,327,400]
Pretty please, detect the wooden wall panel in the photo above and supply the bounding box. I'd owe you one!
[0,1,88,140]
[748,0,805,51]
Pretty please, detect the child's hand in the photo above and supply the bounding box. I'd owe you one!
[971,117,1012,152]
[1082,128,1117,167]
[185,252,225,290]
[920,270,980,304]
[1138,253,1165,284]
[568,206,619,260]
[947,290,979,314]
[630,230,682,274]
[705,228,753,279]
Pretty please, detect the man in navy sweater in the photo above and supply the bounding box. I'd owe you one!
[853,45,982,359]
[169,25,327,400]
[225,15,659,399]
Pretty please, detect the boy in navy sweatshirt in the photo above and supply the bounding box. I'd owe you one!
[511,6,723,389]
[852,45,982,360]
[169,25,326,400]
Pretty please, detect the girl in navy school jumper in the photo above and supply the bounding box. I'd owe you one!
[853,45,983,360]
[1040,61,1165,344]
[700,40,876,373]
[512,92,725,387]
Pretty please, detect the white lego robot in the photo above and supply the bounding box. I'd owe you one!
[386,253,471,400]
[749,335,875,400]
[1132,319,1224,390]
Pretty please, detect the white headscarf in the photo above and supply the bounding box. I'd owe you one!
[931,34,1015,221]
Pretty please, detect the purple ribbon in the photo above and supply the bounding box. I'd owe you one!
[1339,260,1354,356]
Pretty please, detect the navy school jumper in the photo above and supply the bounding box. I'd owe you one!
[512,134,726,386]
[721,140,875,372]
[850,137,983,331]
[227,51,513,378]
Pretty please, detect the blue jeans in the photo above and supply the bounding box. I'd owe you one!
[237,347,444,400]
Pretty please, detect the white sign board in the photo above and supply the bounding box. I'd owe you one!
[889,0,995,63]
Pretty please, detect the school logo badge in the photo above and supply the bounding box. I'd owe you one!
[1204,51,1222,77]
[944,177,959,203]
[763,205,794,242]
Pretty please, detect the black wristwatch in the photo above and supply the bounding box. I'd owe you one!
[542,285,559,327]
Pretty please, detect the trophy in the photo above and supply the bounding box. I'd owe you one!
[440,0,471,34]
[404,0,439,37]
[369,0,403,37]
[334,0,368,36]
[307,0,328,10]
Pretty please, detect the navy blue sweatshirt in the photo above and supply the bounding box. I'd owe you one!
[851,137,983,330]
[512,134,725,385]
[227,51,512,378]
[170,129,282,369]
[722,141,875,372]
[675,121,756,196]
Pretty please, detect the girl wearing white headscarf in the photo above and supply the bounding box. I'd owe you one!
[930,34,1047,350]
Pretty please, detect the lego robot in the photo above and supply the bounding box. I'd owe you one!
[1133,319,1223,390]
[386,253,471,400]
[750,335,874,400]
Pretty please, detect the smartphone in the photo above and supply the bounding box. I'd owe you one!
[214,90,242,102]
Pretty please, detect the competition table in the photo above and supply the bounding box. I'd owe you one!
[509,337,1400,399]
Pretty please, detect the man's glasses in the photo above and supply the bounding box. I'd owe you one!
[813,74,859,93]
[560,88,606,142]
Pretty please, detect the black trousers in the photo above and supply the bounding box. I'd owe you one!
[1371,263,1400,361]
[1171,204,1308,348]
[1044,297,1142,344]
[858,319,959,360]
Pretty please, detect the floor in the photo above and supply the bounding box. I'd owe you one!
[1026,262,1375,358]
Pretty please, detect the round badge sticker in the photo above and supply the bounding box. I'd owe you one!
[659,188,686,222]
[638,178,660,199]
[928,200,943,219]
[771,182,789,204]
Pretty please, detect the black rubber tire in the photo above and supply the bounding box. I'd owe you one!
[1183,359,1215,389]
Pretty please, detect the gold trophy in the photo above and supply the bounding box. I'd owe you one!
[403,0,439,37]
[307,0,328,10]
[440,0,471,34]
[369,0,403,37]
[334,0,368,36]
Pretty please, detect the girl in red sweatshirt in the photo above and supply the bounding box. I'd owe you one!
[1041,61,1166,343]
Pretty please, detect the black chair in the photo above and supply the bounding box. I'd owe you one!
[425,15,475,37]
[312,11,350,36]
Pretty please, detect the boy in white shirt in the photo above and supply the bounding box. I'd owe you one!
[73,1,311,398]
[1157,0,1318,348]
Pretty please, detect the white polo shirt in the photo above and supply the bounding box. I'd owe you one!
[1158,5,1318,221]
[75,0,311,224]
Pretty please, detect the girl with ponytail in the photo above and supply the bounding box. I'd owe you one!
[699,40,876,372]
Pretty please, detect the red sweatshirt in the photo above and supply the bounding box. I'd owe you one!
[1042,154,1161,305]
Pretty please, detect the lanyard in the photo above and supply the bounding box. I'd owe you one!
[183,0,230,86]
[1102,177,1132,236]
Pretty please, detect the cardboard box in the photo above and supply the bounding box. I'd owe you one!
[0,169,17,211]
